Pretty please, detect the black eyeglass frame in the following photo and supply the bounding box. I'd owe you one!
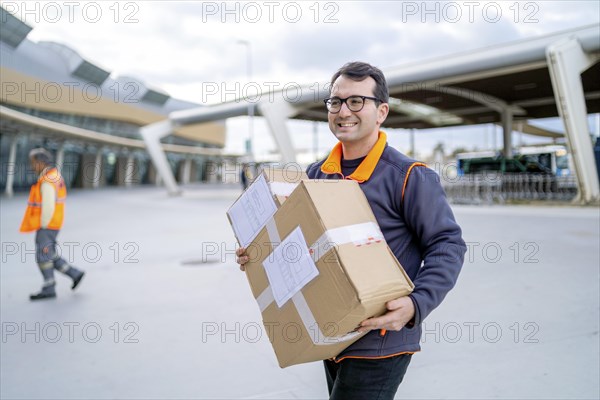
[323,95,383,113]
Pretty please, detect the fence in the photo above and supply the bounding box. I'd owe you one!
[443,173,578,204]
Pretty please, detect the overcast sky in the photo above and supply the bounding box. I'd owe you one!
[4,0,600,160]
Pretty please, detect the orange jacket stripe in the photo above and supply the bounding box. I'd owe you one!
[19,168,67,232]
[401,162,427,203]
[320,131,388,182]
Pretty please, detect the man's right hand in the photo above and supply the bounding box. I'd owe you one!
[236,247,249,271]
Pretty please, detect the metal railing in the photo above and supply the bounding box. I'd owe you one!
[443,173,578,204]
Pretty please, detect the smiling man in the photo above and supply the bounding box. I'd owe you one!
[237,61,466,399]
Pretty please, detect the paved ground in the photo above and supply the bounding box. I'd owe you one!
[1,183,598,400]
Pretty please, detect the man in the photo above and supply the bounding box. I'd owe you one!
[20,148,85,301]
[240,163,249,190]
[237,62,466,399]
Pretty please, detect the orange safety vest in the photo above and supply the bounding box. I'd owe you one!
[19,168,67,232]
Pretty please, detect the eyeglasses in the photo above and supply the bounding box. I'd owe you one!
[324,95,382,113]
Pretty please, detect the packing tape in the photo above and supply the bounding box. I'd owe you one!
[256,216,279,312]
[257,288,360,345]
[265,217,281,243]
[309,222,384,263]
[256,286,274,311]
[269,181,299,198]
[291,291,362,345]
[255,221,383,344]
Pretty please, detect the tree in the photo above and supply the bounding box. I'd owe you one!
[451,147,469,157]
[433,142,445,156]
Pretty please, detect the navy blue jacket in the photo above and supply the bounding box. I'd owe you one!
[307,132,466,360]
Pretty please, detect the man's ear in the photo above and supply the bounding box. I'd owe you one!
[377,102,389,125]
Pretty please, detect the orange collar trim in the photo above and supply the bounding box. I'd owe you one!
[320,131,387,183]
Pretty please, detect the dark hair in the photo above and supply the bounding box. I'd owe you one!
[330,61,389,103]
[29,148,54,165]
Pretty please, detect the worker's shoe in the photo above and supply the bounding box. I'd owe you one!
[29,286,56,301]
[55,261,85,290]
[71,271,85,290]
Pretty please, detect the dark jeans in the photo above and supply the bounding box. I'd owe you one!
[324,354,412,400]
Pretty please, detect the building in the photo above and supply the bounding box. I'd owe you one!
[0,6,234,195]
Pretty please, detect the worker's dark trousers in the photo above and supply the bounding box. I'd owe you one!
[324,353,412,400]
[35,228,83,289]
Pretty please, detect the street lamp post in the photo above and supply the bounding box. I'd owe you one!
[237,40,253,159]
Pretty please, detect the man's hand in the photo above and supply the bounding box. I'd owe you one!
[236,247,249,271]
[358,296,415,333]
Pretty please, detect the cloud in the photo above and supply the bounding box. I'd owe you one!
[21,0,599,102]
[10,0,599,156]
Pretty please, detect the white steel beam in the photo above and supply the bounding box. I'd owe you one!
[257,100,298,163]
[139,120,181,196]
[547,38,600,203]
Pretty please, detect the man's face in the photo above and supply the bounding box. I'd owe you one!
[327,75,389,144]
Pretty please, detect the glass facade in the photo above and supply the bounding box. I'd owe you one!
[0,122,213,192]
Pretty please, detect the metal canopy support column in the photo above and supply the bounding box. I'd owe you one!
[421,85,526,159]
[139,120,181,195]
[501,109,514,159]
[181,157,192,185]
[4,134,18,197]
[125,153,135,187]
[56,141,65,172]
[546,37,600,203]
[258,100,297,164]
[93,148,102,189]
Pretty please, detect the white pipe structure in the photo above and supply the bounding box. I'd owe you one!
[55,141,65,172]
[547,38,600,204]
[384,24,600,86]
[138,119,180,195]
[139,88,323,195]
[139,24,599,198]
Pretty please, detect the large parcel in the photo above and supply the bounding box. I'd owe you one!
[227,174,413,367]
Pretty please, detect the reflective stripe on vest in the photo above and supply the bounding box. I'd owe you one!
[19,168,67,232]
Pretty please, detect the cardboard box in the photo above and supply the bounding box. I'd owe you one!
[259,166,308,205]
[238,179,414,368]
[227,168,308,248]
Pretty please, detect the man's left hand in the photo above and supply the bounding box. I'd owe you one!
[358,296,415,333]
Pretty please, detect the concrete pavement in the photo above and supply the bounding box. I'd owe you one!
[1,184,598,399]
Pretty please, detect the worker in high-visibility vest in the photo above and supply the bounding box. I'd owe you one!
[20,148,85,301]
